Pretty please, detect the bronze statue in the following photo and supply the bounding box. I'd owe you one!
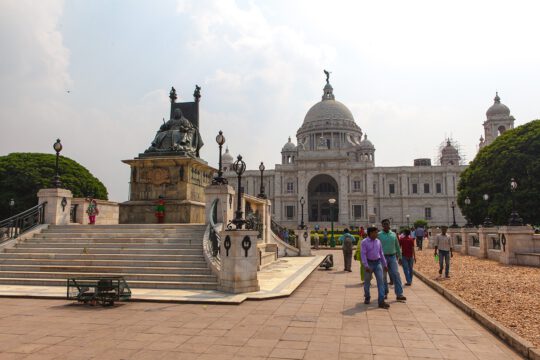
[324,69,331,84]
[147,108,201,156]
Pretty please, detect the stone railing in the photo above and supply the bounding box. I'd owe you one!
[436,225,538,267]
[70,198,119,224]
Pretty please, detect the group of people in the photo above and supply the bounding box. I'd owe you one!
[338,219,454,309]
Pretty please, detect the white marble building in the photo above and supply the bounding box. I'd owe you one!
[223,79,515,229]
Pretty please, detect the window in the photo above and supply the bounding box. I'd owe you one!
[412,184,418,194]
[424,207,432,220]
[389,183,395,194]
[286,182,294,193]
[373,183,377,194]
[352,180,362,192]
[436,183,442,194]
[424,183,430,193]
[285,205,295,220]
[353,205,363,220]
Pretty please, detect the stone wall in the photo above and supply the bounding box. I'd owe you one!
[71,198,119,225]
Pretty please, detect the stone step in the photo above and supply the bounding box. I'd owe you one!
[0,270,217,283]
[0,258,209,268]
[48,224,206,231]
[4,247,203,255]
[36,233,204,239]
[0,253,206,261]
[0,264,213,275]
[25,238,204,244]
[16,242,203,249]
[0,277,218,290]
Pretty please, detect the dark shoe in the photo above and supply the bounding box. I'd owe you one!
[396,295,407,301]
[389,281,394,285]
[438,269,443,275]
[364,297,370,304]
[384,294,387,300]
[378,302,390,309]
[405,283,411,286]
[445,275,450,278]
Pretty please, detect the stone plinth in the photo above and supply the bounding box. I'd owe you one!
[37,188,72,225]
[205,184,235,225]
[120,156,216,223]
[478,227,496,258]
[499,226,535,265]
[219,230,260,293]
[294,228,311,256]
[460,227,478,255]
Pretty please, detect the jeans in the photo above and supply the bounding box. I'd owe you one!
[401,256,414,284]
[384,255,404,297]
[416,236,423,250]
[364,259,385,304]
[439,250,450,276]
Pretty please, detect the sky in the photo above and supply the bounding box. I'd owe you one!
[1,0,539,202]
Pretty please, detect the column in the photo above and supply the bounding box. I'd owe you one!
[498,226,535,265]
[478,226,495,258]
[295,228,311,256]
[205,184,235,225]
[219,230,260,293]
[37,188,73,225]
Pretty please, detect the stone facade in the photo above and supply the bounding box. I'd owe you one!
[71,198,119,225]
[221,79,512,229]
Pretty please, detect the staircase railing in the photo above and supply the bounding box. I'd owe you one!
[0,202,47,243]
[208,198,221,261]
[271,218,297,248]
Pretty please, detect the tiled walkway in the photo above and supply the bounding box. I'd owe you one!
[0,250,522,359]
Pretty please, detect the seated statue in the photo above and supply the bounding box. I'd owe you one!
[146,108,201,156]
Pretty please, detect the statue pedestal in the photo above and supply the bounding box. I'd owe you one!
[37,188,72,225]
[295,228,312,256]
[219,230,260,293]
[119,156,215,224]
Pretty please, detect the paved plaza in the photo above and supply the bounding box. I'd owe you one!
[0,250,522,359]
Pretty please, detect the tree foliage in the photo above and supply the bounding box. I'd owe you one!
[0,153,108,219]
[457,120,540,226]
[413,219,428,228]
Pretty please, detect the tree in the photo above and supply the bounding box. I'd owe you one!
[0,153,108,219]
[457,120,540,226]
[413,219,428,228]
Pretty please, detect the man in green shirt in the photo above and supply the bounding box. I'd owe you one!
[378,219,406,301]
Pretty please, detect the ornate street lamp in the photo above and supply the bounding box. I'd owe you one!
[328,198,336,247]
[299,196,306,229]
[464,196,473,227]
[257,162,266,199]
[52,139,63,188]
[508,178,523,226]
[212,131,228,185]
[231,155,247,229]
[8,199,15,217]
[406,214,410,228]
[483,193,493,227]
[450,201,459,228]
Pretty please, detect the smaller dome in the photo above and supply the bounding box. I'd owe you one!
[222,147,234,164]
[486,92,510,118]
[359,134,375,149]
[441,140,459,155]
[282,136,297,152]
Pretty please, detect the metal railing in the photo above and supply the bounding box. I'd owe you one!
[0,202,47,243]
[208,198,221,260]
[270,219,297,248]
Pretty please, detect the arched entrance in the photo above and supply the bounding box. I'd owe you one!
[308,174,338,222]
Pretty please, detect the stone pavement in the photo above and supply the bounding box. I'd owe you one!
[0,250,522,359]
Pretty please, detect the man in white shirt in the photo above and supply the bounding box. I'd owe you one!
[433,226,453,278]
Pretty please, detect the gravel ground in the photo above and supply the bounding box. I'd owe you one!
[414,249,540,347]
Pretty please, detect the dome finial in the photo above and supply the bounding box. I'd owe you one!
[324,69,331,84]
[494,91,500,103]
[288,136,291,143]
[322,70,335,101]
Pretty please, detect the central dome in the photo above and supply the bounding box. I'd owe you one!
[297,82,361,136]
[486,92,510,119]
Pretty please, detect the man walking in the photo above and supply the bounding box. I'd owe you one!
[379,219,407,301]
[434,226,453,278]
[361,227,390,309]
[415,225,425,250]
[340,229,354,272]
[399,229,416,285]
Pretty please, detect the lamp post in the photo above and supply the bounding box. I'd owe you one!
[231,155,247,229]
[508,178,523,226]
[52,139,63,188]
[483,193,493,227]
[450,201,459,228]
[257,162,266,199]
[328,198,336,247]
[406,214,410,228]
[299,196,305,229]
[8,199,15,217]
[464,196,473,227]
[212,131,227,185]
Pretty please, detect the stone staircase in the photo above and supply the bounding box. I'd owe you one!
[0,224,219,290]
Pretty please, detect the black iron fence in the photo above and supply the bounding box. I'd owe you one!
[0,202,47,243]
[209,198,221,259]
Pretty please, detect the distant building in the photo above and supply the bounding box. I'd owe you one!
[225,77,510,228]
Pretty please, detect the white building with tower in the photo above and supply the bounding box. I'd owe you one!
[224,75,515,229]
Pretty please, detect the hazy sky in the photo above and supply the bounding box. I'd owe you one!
[1,0,539,202]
